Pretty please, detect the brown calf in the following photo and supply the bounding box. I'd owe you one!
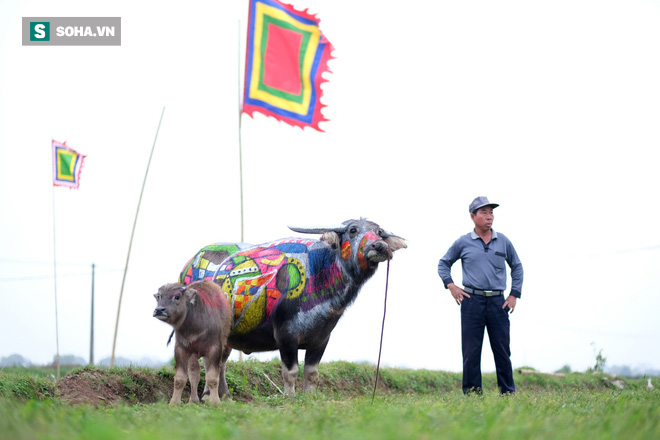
[153,280,231,405]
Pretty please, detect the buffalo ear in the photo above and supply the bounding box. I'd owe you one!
[184,287,198,305]
[384,234,407,252]
[320,231,341,250]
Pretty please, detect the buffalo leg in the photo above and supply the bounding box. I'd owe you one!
[303,341,329,393]
[279,347,299,395]
[187,356,201,403]
[171,347,191,405]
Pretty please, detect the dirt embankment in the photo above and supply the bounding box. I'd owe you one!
[57,368,174,406]
[55,366,384,406]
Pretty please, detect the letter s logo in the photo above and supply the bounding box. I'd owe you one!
[29,22,50,42]
[34,24,45,39]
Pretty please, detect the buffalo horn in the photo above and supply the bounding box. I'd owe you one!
[288,224,347,234]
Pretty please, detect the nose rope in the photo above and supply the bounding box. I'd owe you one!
[371,259,390,403]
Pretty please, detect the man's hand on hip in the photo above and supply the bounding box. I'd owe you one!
[448,283,470,305]
[503,295,517,313]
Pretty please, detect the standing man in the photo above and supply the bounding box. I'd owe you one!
[438,196,523,394]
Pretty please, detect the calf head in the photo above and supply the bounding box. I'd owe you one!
[289,218,406,275]
[153,283,196,329]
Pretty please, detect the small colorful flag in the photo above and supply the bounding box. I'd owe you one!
[243,0,334,131]
[52,140,86,189]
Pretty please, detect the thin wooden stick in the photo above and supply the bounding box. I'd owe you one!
[263,372,284,395]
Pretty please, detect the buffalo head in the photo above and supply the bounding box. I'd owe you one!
[288,218,406,271]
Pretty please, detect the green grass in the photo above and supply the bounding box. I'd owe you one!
[0,362,658,439]
[1,389,658,439]
[0,372,56,400]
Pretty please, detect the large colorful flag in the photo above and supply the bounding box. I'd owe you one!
[243,0,334,131]
[52,140,86,189]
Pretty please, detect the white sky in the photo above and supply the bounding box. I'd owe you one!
[1,0,660,375]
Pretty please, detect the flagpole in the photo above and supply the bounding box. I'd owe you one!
[51,184,61,380]
[238,19,245,362]
[110,106,166,368]
[238,18,245,243]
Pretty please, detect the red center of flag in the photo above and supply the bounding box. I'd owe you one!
[263,23,302,95]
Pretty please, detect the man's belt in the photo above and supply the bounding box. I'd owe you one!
[463,287,503,297]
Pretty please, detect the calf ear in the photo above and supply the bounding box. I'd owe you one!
[320,231,341,250]
[184,287,198,305]
[384,234,407,252]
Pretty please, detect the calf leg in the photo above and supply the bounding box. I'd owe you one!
[204,350,221,405]
[218,345,232,399]
[187,356,201,403]
[200,345,232,403]
[303,341,328,393]
[171,347,191,405]
[200,358,210,404]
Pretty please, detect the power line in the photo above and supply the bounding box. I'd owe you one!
[564,244,660,260]
[0,258,92,267]
[529,321,657,339]
[585,245,660,258]
[610,244,660,255]
[0,268,123,282]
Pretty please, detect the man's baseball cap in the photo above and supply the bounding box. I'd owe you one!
[469,196,499,214]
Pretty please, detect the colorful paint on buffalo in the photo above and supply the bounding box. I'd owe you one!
[341,241,351,260]
[357,231,380,270]
[213,238,348,335]
[179,243,251,285]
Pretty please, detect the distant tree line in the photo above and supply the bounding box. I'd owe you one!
[605,364,660,378]
[555,362,660,378]
[2,354,657,377]
[0,354,168,368]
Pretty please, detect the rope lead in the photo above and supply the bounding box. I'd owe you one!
[372,259,390,403]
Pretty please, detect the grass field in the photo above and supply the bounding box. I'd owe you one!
[1,361,658,439]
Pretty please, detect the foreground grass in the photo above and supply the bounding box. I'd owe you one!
[1,389,659,440]
[0,362,658,439]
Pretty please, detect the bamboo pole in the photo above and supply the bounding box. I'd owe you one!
[110,107,166,367]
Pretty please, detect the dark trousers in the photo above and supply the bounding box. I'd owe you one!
[461,294,515,394]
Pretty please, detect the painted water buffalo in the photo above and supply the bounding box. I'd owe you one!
[153,280,231,405]
[182,218,406,396]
